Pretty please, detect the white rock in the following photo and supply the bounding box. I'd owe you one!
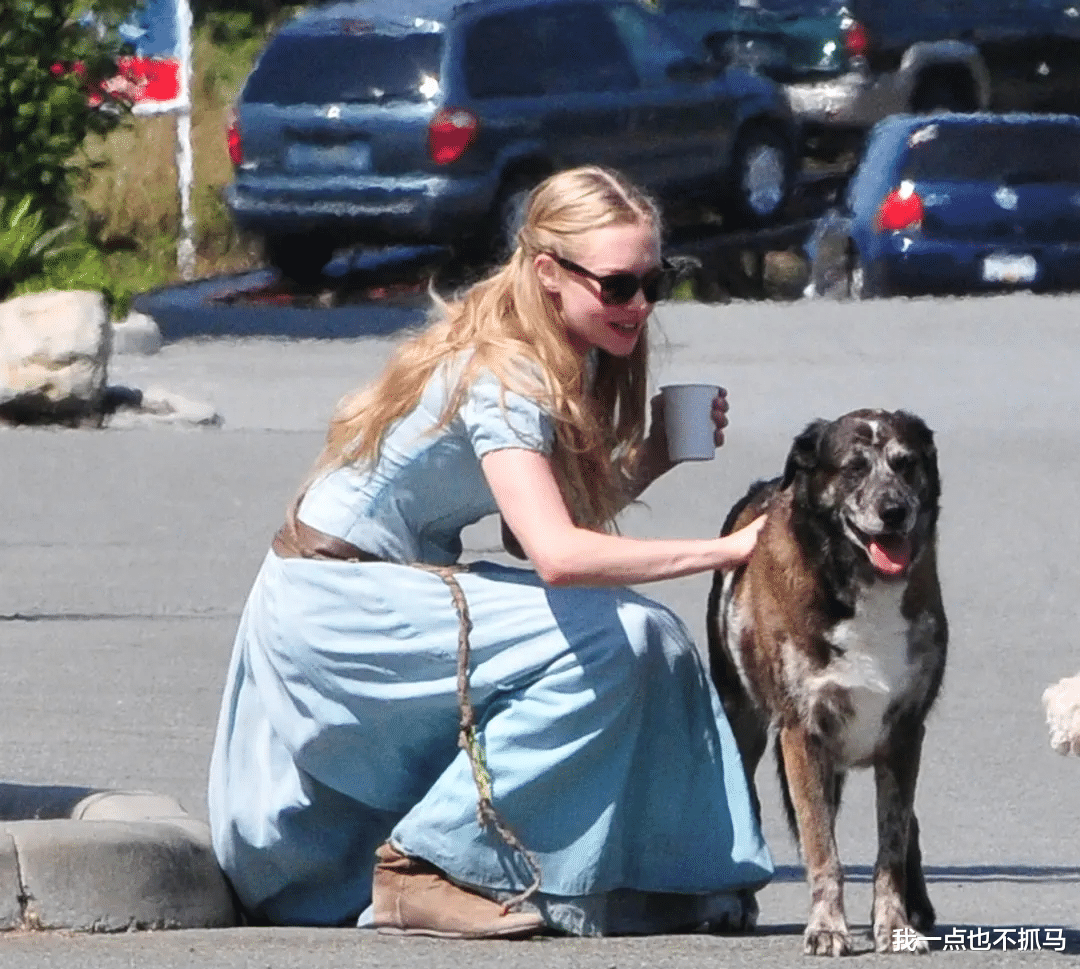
[110,311,162,356]
[105,385,222,428]
[0,290,110,424]
[140,386,222,425]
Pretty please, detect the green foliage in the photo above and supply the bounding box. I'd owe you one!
[0,0,136,226]
[0,191,116,300]
[0,194,71,298]
[191,0,288,29]
[0,191,163,315]
[4,8,277,311]
[95,240,175,317]
[14,241,109,299]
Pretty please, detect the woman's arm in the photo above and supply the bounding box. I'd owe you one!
[482,447,763,587]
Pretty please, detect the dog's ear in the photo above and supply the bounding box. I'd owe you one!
[781,419,829,488]
[896,410,936,455]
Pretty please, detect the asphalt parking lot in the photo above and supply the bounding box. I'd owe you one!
[1,291,1078,966]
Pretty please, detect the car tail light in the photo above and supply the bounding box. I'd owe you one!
[226,109,243,167]
[428,108,478,165]
[876,182,924,232]
[843,21,869,57]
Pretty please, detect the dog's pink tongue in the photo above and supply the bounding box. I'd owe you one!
[869,537,911,576]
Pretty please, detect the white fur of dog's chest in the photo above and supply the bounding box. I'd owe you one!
[804,582,918,765]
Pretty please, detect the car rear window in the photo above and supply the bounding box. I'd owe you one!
[750,0,844,15]
[662,0,739,10]
[465,3,638,98]
[901,122,1080,184]
[243,32,443,105]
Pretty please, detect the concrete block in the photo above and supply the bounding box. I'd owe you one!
[110,312,162,356]
[5,819,237,931]
[70,790,189,822]
[0,833,22,929]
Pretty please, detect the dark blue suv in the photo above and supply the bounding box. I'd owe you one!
[225,0,800,283]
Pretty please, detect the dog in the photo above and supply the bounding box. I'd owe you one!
[707,408,947,956]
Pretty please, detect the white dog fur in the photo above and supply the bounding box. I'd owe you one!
[1042,673,1080,756]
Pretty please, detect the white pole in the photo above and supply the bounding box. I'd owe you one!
[176,108,195,279]
[175,0,195,280]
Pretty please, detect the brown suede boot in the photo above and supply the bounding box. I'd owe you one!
[371,842,544,939]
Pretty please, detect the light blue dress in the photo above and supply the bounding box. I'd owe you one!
[207,360,773,933]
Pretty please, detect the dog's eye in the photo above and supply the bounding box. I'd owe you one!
[890,453,917,475]
[844,455,871,475]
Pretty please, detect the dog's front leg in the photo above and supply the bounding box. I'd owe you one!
[904,813,935,933]
[872,720,927,954]
[779,723,850,956]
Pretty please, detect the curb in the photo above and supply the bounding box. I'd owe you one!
[0,784,237,932]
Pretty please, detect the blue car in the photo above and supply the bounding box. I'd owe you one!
[805,113,1080,299]
[224,0,800,284]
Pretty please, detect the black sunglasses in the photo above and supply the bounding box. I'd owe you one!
[547,254,675,306]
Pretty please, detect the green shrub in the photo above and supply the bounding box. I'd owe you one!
[0,194,77,299]
[5,5,296,305]
[0,0,137,227]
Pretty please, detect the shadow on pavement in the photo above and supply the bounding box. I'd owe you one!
[0,782,99,821]
[134,271,433,343]
[132,246,473,343]
[773,863,1080,883]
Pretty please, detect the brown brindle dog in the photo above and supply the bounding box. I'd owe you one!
[707,409,947,956]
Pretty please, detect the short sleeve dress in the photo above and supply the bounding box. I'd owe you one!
[207,360,772,935]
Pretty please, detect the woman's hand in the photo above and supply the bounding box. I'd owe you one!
[719,513,767,570]
[639,387,732,489]
[710,388,731,449]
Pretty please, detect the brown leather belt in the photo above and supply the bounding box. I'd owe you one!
[271,518,384,563]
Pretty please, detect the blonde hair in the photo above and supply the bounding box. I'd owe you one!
[303,165,661,530]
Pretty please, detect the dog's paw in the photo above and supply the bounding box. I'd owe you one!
[804,908,852,957]
[804,927,853,957]
[874,907,930,955]
[877,927,930,955]
[906,895,935,936]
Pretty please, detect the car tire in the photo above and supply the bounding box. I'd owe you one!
[264,235,336,287]
[846,249,882,299]
[726,124,795,228]
[910,76,973,113]
[454,175,542,271]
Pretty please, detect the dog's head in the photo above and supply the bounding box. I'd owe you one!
[780,409,940,581]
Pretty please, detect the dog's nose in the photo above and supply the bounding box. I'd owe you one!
[880,502,909,530]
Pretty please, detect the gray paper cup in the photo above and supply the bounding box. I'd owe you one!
[661,383,720,462]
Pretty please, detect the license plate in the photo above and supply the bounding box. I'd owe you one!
[982,253,1038,284]
[286,141,370,172]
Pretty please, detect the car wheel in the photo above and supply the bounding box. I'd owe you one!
[846,250,881,299]
[848,257,865,299]
[454,176,542,270]
[264,235,336,287]
[726,124,795,227]
[910,77,973,113]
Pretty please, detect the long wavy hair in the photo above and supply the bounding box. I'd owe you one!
[300,165,660,530]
